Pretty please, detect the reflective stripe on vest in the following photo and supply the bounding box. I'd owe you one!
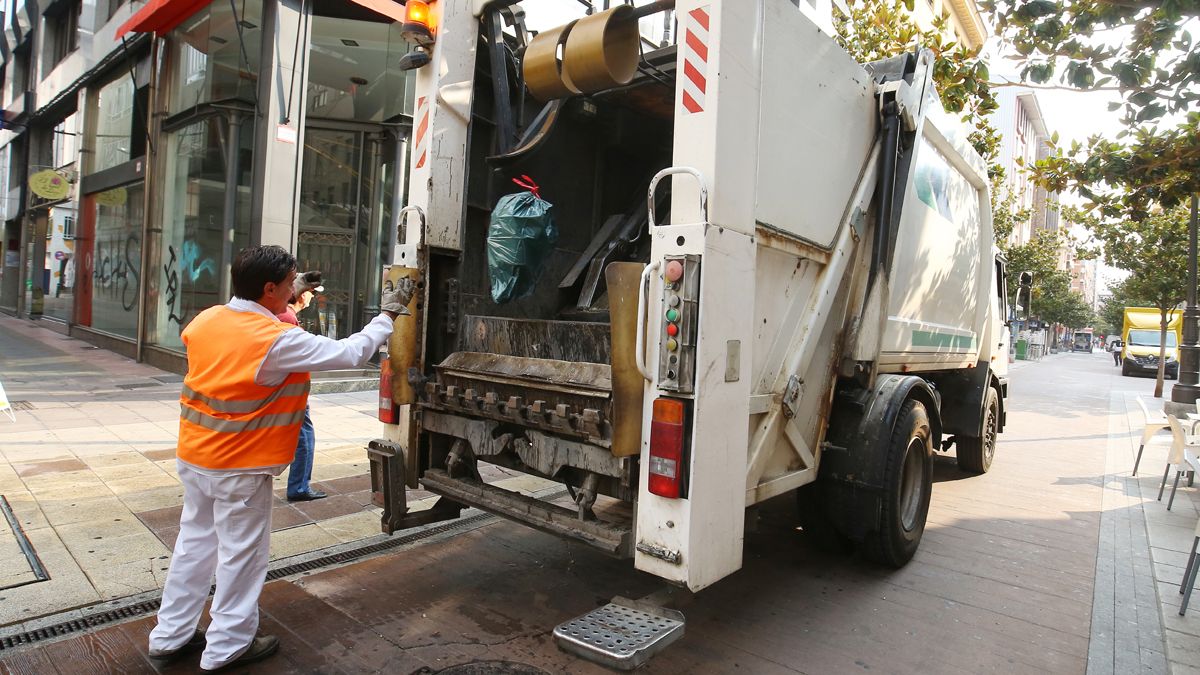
[176,305,311,470]
[181,381,311,414]
[180,396,309,432]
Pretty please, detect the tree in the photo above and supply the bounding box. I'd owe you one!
[1003,228,1069,306]
[1084,205,1193,396]
[1097,276,1152,335]
[985,0,1200,220]
[835,0,1001,168]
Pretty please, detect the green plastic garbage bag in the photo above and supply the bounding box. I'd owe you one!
[488,176,558,304]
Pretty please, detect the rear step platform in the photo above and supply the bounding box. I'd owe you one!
[554,599,686,670]
[419,469,633,557]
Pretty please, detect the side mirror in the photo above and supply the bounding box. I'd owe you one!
[1012,271,1033,322]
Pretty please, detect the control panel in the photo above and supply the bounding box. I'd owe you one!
[657,255,701,393]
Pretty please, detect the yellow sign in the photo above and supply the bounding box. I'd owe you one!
[28,170,69,200]
[95,187,128,207]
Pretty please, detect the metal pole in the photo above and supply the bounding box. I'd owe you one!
[1172,194,1200,404]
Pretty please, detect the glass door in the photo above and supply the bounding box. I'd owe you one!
[298,128,361,338]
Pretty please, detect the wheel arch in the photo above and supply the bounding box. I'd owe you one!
[817,374,941,542]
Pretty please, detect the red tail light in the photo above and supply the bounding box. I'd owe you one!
[378,358,399,424]
[648,398,687,499]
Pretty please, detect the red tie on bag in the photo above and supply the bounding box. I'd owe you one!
[512,175,541,198]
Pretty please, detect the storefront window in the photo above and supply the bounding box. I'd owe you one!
[167,1,262,114]
[40,204,76,321]
[94,76,136,173]
[86,184,143,339]
[148,116,252,350]
[306,18,412,123]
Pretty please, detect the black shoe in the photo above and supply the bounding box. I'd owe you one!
[201,635,279,672]
[148,628,206,667]
[287,490,327,502]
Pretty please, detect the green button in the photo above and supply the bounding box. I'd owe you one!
[665,308,679,322]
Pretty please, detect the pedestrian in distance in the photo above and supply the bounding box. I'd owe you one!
[147,245,415,671]
[1111,338,1123,366]
[276,285,325,502]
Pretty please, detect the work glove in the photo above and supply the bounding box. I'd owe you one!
[292,271,323,299]
[381,277,416,316]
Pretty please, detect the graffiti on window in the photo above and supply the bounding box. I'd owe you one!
[93,232,140,312]
[162,242,217,331]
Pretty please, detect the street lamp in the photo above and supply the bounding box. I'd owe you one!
[1172,194,1200,406]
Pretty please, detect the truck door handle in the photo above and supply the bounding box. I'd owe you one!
[635,259,662,381]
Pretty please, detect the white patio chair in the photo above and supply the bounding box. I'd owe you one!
[1133,396,1172,476]
[1158,415,1200,510]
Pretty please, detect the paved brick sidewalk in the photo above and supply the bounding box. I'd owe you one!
[0,316,399,628]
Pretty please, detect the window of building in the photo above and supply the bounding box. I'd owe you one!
[10,45,31,99]
[107,0,127,20]
[51,113,78,169]
[147,115,253,350]
[93,75,138,173]
[167,2,262,114]
[81,184,143,339]
[43,0,81,73]
[306,17,412,123]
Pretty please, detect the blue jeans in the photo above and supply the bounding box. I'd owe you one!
[287,408,315,498]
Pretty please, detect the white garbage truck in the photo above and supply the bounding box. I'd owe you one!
[368,0,1010,667]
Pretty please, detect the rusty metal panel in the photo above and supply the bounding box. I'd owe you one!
[460,316,612,364]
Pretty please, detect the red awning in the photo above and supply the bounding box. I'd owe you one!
[116,0,404,39]
[115,0,214,39]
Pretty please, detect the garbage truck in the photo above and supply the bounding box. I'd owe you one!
[367,0,1011,667]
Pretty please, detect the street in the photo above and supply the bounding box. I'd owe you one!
[2,346,1199,673]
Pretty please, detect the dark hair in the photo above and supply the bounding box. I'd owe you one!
[231,245,296,300]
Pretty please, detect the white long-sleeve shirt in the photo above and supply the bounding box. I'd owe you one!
[181,297,395,477]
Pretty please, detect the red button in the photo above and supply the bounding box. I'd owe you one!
[667,322,679,337]
[665,260,684,282]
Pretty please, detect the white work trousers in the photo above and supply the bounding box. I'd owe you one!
[148,463,273,670]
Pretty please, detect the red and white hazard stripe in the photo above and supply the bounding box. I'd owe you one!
[414,96,430,169]
[680,6,710,114]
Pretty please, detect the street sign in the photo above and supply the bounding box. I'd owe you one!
[53,251,64,261]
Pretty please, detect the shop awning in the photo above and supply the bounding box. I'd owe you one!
[116,0,404,39]
[115,0,214,39]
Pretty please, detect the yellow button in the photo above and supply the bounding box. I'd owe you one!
[666,338,678,351]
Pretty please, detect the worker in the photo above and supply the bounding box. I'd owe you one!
[1111,338,1124,366]
[278,288,324,502]
[146,245,414,671]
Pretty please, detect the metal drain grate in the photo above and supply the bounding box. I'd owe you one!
[9,401,34,411]
[554,602,685,670]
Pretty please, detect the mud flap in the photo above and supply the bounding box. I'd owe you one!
[367,439,464,534]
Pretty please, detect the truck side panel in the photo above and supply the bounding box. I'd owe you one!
[753,1,876,251]
[879,116,991,371]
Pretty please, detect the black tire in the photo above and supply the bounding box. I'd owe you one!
[956,387,999,474]
[861,400,933,568]
[795,483,852,554]
[1121,362,1131,376]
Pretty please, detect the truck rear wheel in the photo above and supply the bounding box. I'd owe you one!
[862,400,933,568]
[956,387,998,474]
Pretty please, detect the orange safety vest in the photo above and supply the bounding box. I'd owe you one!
[177,306,312,470]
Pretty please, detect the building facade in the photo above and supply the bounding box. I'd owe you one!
[0,0,413,372]
[992,88,1059,246]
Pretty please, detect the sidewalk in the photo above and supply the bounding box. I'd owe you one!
[0,315,401,628]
